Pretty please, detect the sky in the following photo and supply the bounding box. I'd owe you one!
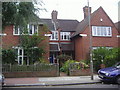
[37,0,119,23]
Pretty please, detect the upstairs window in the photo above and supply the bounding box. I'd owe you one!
[13,24,38,35]
[50,31,58,40]
[92,26,112,37]
[13,26,22,35]
[28,24,38,35]
[60,32,70,40]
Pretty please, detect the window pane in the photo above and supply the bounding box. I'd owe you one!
[92,26,112,37]
[34,25,38,34]
[60,32,70,40]
[19,49,22,55]
[19,57,22,65]
[29,24,33,34]
[50,31,58,40]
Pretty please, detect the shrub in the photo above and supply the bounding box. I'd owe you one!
[56,54,72,67]
[2,49,16,64]
[93,47,119,71]
[60,60,76,74]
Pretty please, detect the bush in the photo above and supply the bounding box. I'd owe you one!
[93,47,119,71]
[60,60,76,74]
[57,54,72,67]
[60,59,90,75]
[2,49,16,64]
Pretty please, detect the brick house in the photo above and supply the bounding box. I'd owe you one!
[40,10,79,63]
[2,18,50,65]
[2,6,119,65]
[115,21,120,47]
[71,6,119,61]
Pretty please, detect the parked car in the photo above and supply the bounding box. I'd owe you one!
[0,74,4,85]
[98,62,120,84]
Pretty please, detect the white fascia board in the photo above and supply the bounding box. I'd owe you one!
[0,33,7,36]
[117,35,120,37]
[79,34,87,37]
[44,34,51,37]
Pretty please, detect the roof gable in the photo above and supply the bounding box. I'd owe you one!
[71,6,116,38]
[115,21,120,33]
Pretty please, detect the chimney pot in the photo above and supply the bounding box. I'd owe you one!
[83,6,91,19]
[51,10,58,22]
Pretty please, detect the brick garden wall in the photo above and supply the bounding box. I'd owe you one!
[3,70,59,78]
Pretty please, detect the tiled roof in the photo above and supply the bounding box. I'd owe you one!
[61,43,74,51]
[50,43,74,51]
[115,21,120,33]
[58,19,79,32]
[50,44,59,51]
[40,19,54,30]
[40,18,79,32]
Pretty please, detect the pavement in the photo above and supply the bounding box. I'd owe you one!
[3,75,101,87]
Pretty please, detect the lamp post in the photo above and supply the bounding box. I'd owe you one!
[87,0,94,80]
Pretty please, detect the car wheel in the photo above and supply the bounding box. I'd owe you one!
[116,76,120,84]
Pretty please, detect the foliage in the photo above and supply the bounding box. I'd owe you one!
[20,34,45,64]
[2,2,38,29]
[60,60,76,73]
[56,54,72,67]
[93,47,119,71]
[60,60,89,75]
[79,60,90,68]
[2,49,17,64]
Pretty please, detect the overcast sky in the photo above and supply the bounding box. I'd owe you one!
[38,0,119,23]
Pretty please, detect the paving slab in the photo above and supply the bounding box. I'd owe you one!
[3,75,101,87]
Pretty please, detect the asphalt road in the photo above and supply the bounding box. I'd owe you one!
[2,84,120,90]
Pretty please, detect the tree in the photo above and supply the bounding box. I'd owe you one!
[93,47,119,71]
[20,34,45,64]
[2,1,48,65]
[2,1,43,29]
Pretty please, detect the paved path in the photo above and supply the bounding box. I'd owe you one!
[4,75,101,87]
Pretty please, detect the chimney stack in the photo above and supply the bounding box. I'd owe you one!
[83,6,91,19]
[51,10,58,22]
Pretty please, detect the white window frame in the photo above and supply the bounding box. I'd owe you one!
[28,24,38,35]
[60,32,70,41]
[13,24,38,35]
[92,26,112,37]
[13,26,20,35]
[13,47,29,65]
[50,31,58,40]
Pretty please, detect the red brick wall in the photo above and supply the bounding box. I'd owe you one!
[3,25,50,62]
[38,25,50,62]
[2,25,19,49]
[74,7,118,61]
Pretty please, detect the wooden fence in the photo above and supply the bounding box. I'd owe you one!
[2,64,59,77]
